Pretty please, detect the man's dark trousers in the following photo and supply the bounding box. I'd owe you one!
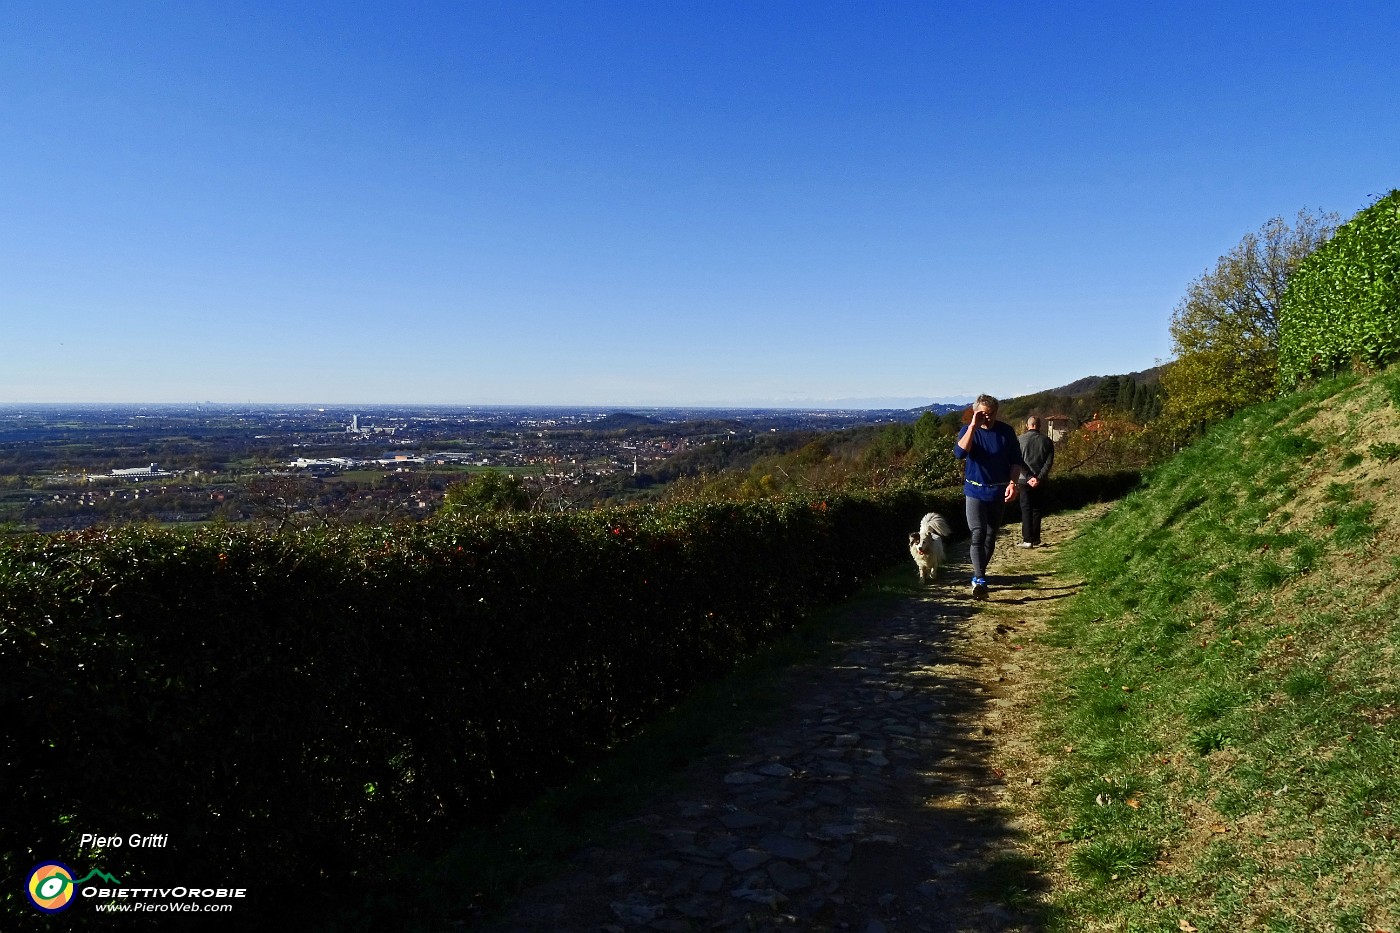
[1019,481,1044,545]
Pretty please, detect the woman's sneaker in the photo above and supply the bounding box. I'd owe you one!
[971,578,989,600]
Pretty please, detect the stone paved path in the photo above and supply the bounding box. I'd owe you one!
[480,513,1094,933]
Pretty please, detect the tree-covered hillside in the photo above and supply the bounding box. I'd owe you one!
[628,373,1168,503]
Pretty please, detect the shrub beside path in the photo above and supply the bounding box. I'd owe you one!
[479,506,1108,932]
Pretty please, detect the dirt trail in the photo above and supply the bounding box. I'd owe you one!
[479,505,1110,933]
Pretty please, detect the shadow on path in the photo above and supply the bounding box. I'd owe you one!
[481,532,1060,932]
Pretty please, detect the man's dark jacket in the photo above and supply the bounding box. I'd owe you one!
[1018,429,1054,481]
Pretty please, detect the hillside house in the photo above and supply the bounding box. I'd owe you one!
[1043,415,1075,443]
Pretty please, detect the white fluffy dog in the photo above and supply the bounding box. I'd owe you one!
[908,512,953,583]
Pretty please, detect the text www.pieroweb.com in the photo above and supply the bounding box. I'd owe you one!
[94,900,235,913]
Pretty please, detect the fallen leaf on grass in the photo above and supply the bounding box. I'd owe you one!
[1125,795,1142,809]
[1179,921,1198,933]
[1210,823,1229,834]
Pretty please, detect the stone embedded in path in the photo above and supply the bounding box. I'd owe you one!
[675,847,724,866]
[640,857,682,877]
[719,810,769,830]
[609,900,663,924]
[726,848,770,872]
[730,887,787,908]
[758,833,820,861]
[854,777,894,796]
[696,869,726,893]
[765,860,814,892]
[735,787,792,805]
[707,833,740,856]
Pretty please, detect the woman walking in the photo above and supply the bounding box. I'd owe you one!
[954,394,1032,600]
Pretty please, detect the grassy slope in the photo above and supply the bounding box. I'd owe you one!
[1038,367,1400,932]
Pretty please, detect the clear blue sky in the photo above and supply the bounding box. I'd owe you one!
[3,1,1397,407]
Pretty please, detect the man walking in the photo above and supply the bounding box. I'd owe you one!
[1017,416,1054,548]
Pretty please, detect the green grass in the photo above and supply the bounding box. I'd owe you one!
[1035,370,1400,930]
[1370,441,1400,463]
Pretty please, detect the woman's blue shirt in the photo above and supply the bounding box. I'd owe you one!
[954,421,1026,501]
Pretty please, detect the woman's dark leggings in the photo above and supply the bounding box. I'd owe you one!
[965,495,1006,580]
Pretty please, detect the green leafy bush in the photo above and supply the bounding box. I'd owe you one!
[439,470,532,515]
[1279,190,1400,385]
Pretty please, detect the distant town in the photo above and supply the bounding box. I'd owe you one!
[0,403,950,531]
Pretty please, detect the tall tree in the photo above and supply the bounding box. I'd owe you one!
[1094,376,1122,414]
[1115,377,1135,414]
[912,411,943,452]
[1161,208,1338,435]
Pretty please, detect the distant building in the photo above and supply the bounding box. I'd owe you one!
[346,414,396,436]
[110,463,175,479]
[290,457,358,470]
[1043,415,1075,443]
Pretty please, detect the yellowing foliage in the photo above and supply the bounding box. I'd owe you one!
[1162,209,1336,437]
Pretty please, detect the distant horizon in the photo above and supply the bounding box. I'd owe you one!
[0,369,1168,410]
[0,395,975,412]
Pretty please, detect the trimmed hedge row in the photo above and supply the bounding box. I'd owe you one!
[1,474,1135,921]
[1279,189,1400,386]
[0,491,942,916]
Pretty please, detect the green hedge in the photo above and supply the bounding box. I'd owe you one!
[1279,190,1400,386]
[1,476,1134,923]
[2,492,948,920]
